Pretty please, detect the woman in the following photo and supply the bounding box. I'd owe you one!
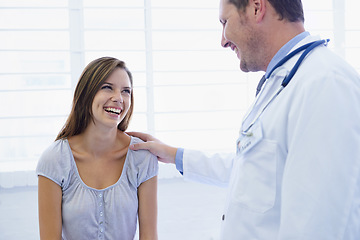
[37,57,158,240]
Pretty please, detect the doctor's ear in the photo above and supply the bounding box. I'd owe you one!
[252,0,266,22]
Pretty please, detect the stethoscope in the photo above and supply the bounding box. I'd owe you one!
[241,39,330,136]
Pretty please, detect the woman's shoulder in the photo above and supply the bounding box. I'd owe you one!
[126,136,159,186]
[128,136,157,160]
[36,139,74,187]
[44,138,68,150]
[40,139,72,161]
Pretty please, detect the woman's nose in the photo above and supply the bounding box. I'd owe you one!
[111,90,123,103]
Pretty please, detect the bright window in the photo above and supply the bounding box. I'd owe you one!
[1,0,359,187]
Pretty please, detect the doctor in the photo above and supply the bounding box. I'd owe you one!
[130,0,360,239]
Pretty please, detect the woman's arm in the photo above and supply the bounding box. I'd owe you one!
[138,176,158,240]
[38,175,62,240]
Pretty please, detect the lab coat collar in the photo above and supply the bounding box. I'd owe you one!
[265,31,310,79]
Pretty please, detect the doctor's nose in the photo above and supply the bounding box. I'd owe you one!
[221,32,230,48]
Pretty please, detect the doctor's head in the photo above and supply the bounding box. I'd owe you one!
[228,0,304,23]
[220,0,305,72]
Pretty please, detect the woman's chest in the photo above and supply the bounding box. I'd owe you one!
[73,152,127,190]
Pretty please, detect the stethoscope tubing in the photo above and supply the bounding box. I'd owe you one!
[241,39,330,134]
[282,39,329,87]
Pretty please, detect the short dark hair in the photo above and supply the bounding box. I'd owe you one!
[228,0,304,22]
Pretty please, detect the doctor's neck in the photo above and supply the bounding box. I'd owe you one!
[261,20,306,72]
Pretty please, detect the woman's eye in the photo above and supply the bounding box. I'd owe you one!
[101,85,112,90]
[122,89,131,94]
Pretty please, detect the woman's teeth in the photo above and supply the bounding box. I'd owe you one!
[104,107,121,115]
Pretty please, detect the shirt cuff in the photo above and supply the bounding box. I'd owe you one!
[175,148,184,175]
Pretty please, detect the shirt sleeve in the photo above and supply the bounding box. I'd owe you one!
[183,149,235,187]
[175,148,184,174]
[137,150,158,186]
[36,140,72,189]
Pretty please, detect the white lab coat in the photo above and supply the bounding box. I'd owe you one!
[182,35,360,239]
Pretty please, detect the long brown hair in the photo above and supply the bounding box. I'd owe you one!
[56,57,134,141]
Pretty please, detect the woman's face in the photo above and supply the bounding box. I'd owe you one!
[91,68,132,130]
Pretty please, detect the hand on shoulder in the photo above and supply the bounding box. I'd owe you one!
[127,132,177,164]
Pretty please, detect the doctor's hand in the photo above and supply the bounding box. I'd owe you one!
[127,131,177,164]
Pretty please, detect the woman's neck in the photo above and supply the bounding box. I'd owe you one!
[69,125,130,158]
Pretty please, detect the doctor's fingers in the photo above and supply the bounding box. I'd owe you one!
[129,141,154,151]
[130,141,177,164]
[127,131,157,142]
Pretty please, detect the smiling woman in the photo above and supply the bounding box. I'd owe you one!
[56,57,134,139]
[92,69,133,129]
[36,57,158,240]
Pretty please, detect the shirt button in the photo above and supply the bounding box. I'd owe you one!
[100,212,103,217]
[99,193,102,198]
[99,202,102,206]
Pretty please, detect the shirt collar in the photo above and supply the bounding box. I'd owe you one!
[265,31,310,79]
